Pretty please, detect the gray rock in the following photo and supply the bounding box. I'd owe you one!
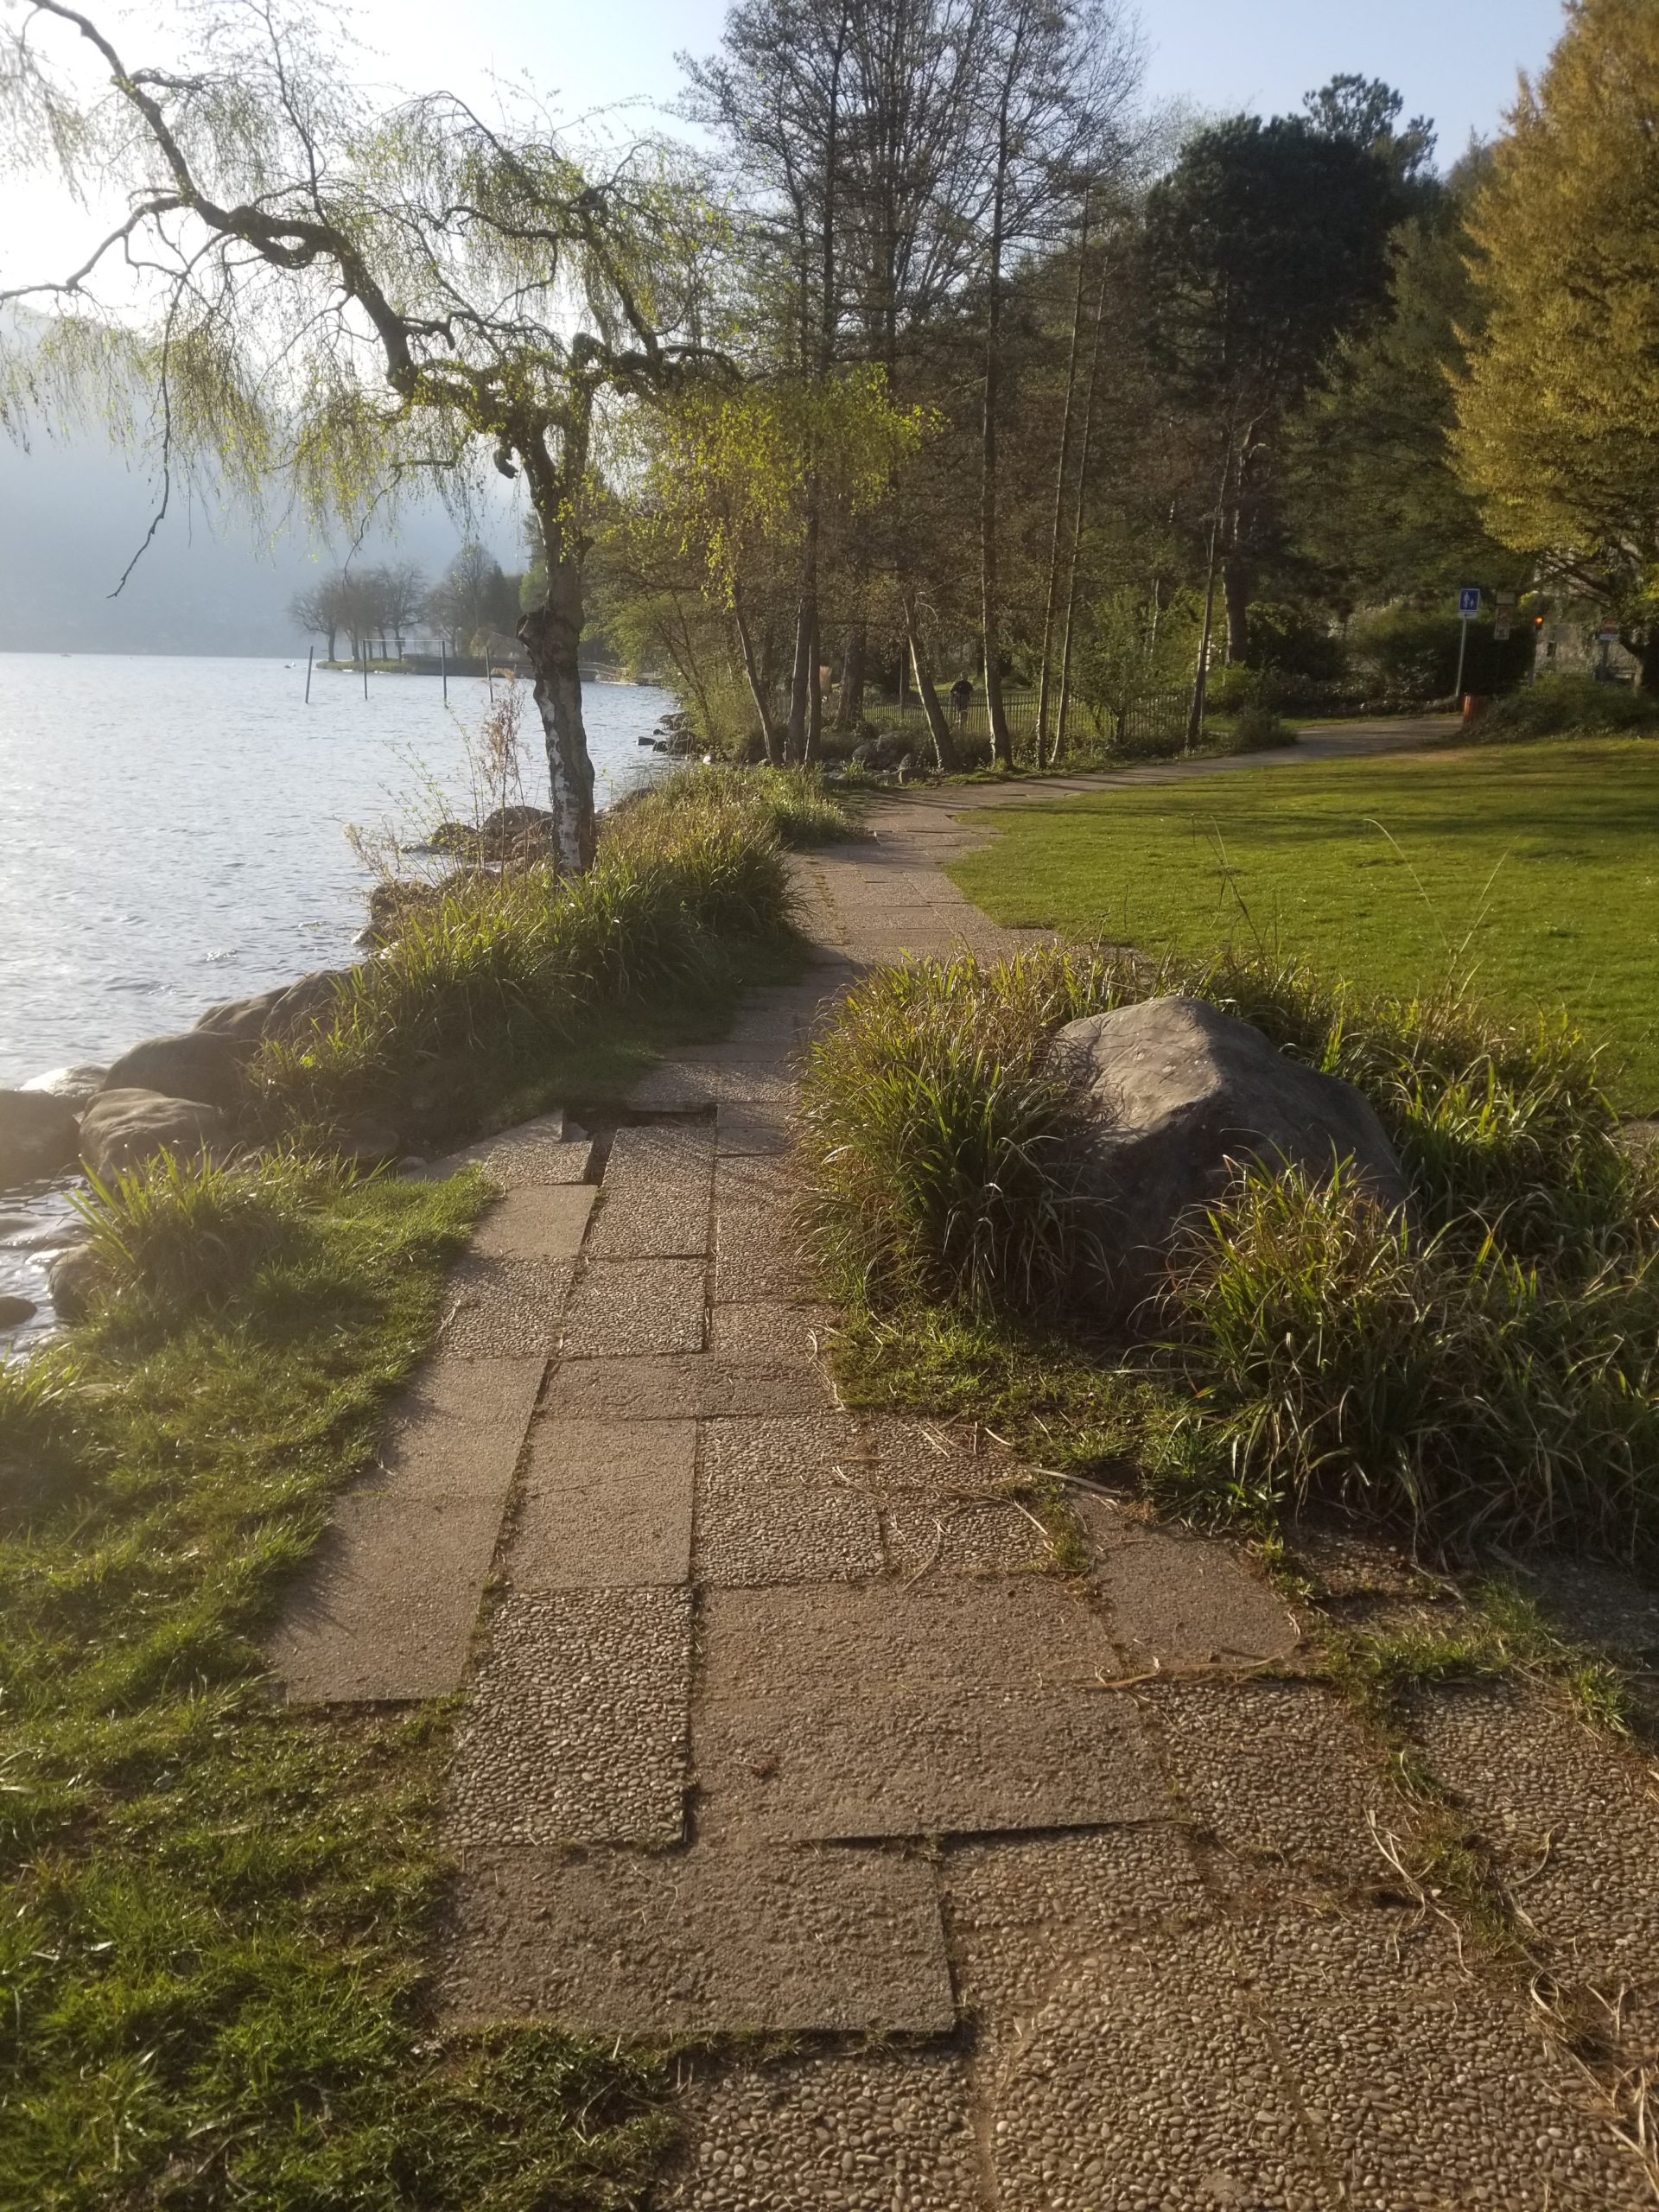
[99,1031,246,1110]
[194,969,347,1046]
[0,1090,81,1190]
[79,1090,227,1180]
[0,1294,37,1328]
[22,1064,109,1108]
[48,1242,105,1321]
[1056,995,1408,1317]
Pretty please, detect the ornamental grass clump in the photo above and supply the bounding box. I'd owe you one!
[799,938,1659,1563]
[1160,1165,1659,1565]
[252,766,805,1135]
[797,948,1128,1314]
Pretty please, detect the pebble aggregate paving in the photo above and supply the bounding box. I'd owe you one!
[279,772,1659,2207]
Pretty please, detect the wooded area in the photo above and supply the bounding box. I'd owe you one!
[3,0,1656,838]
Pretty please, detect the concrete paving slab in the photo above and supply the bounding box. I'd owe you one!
[655,2051,979,2212]
[697,1686,1161,1841]
[712,1237,817,1304]
[447,1589,690,1847]
[696,1484,884,1586]
[444,1116,594,1187]
[560,1256,707,1357]
[714,1155,797,1211]
[856,1414,1031,1502]
[700,1414,871,1491]
[1147,1681,1389,1888]
[604,1121,716,1189]
[1237,1910,1649,2209]
[709,1300,834,1363]
[271,1491,502,1702]
[883,1496,1055,1578]
[470,1183,596,1262]
[628,1061,798,1109]
[543,1355,831,1421]
[512,1418,696,1588]
[715,1101,792,1154]
[587,1181,711,1261]
[1094,1529,1302,1666]
[358,1353,543,1502]
[982,1923,1325,2212]
[696,1582,1161,1840]
[1414,1682,1659,2043]
[440,1841,954,2034]
[440,1255,575,1357]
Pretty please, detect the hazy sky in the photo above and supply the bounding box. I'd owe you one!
[0,0,1572,290]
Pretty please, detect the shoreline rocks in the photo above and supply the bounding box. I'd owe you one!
[99,1031,248,1112]
[0,1090,81,1188]
[79,1090,228,1182]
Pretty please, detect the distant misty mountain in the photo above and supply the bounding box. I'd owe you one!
[0,423,520,658]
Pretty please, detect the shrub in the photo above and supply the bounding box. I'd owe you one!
[1476,673,1659,741]
[253,766,809,1135]
[1163,1164,1659,1566]
[73,1149,355,1319]
[0,1351,85,1512]
[797,950,1127,1313]
[1226,702,1297,752]
[1243,601,1347,686]
[799,939,1659,1562]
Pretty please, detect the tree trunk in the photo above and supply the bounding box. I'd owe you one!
[1222,556,1250,665]
[1036,197,1092,766]
[835,623,867,732]
[804,605,823,764]
[981,89,1014,768]
[1629,626,1659,693]
[518,550,595,874]
[904,588,958,772]
[326,624,337,662]
[734,596,778,763]
[786,501,820,762]
[1053,241,1110,761]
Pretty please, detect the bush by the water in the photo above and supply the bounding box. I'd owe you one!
[1476,673,1659,742]
[256,766,848,1140]
[799,941,1659,1565]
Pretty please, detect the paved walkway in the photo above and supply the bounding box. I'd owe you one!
[273,742,1659,2210]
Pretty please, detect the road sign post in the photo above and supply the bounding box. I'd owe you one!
[1454,586,1481,696]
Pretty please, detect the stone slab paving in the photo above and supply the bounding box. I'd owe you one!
[277,760,1659,2204]
[440,1843,955,2033]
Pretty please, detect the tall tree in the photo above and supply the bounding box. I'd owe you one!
[1143,99,1418,662]
[1452,0,1659,683]
[1,1,721,868]
[289,572,347,660]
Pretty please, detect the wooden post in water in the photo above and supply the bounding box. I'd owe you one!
[441,638,448,704]
[361,641,369,702]
[304,645,313,703]
[486,657,495,704]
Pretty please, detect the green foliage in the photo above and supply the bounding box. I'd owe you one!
[0,1171,673,2209]
[1161,1162,1659,1564]
[800,938,1659,1564]
[797,948,1128,1314]
[72,1152,357,1323]
[945,736,1659,1108]
[1241,601,1345,684]
[1477,674,1659,741]
[1225,702,1297,752]
[253,766,809,1136]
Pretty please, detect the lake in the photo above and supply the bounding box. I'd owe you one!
[0,652,675,1084]
[0,653,677,1340]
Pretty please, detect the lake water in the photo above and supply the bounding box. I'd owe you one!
[0,653,675,1084]
[0,653,677,1341]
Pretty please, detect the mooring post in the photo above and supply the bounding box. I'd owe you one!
[441,637,448,704]
[304,645,313,704]
[361,642,369,702]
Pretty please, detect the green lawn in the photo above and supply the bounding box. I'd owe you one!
[947,736,1659,1110]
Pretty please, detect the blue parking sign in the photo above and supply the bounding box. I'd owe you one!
[1458,587,1481,617]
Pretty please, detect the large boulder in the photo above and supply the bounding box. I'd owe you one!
[99,1031,246,1110]
[22,1065,108,1109]
[1056,996,1408,1316]
[194,969,347,1046]
[0,1090,81,1190]
[79,1089,227,1180]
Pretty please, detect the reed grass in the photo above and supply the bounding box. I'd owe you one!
[798,940,1659,1565]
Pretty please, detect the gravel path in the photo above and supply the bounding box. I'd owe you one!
[273,742,1659,2209]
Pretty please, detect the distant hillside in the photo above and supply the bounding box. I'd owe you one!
[0,423,519,658]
